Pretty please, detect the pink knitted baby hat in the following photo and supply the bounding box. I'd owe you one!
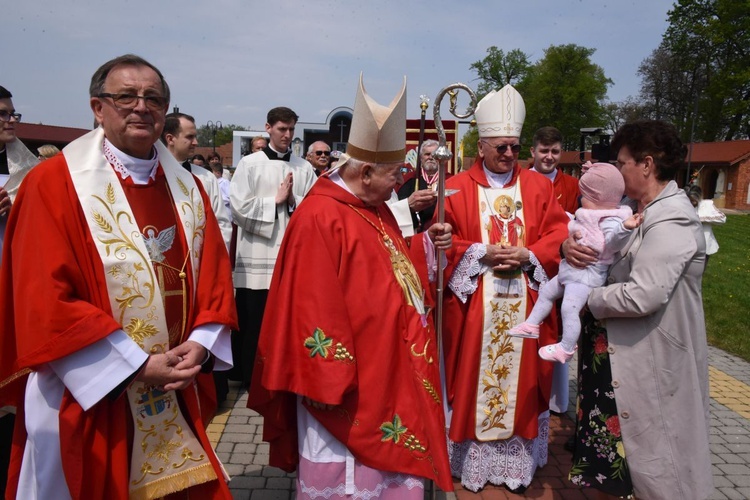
[579,162,625,208]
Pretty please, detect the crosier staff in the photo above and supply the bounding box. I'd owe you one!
[432,83,476,349]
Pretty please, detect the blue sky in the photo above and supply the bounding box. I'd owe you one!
[7,0,675,131]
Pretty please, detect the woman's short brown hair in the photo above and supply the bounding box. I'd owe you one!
[611,120,687,182]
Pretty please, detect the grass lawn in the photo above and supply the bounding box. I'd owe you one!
[702,214,750,361]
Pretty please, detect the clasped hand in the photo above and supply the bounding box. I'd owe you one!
[481,244,530,271]
[135,340,207,391]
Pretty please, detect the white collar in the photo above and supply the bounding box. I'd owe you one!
[530,166,557,182]
[103,138,159,185]
[482,163,513,188]
[328,170,354,195]
[268,144,290,155]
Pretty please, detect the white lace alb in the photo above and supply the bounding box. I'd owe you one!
[448,243,486,303]
[448,412,550,492]
[299,473,423,499]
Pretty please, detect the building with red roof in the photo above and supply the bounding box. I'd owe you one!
[15,123,90,154]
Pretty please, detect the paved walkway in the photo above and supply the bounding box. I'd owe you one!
[208,345,750,499]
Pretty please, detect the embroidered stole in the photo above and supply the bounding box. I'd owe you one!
[4,138,39,202]
[475,182,528,441]
[64,129,215,499]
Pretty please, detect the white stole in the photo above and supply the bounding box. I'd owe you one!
[475,181,527,441]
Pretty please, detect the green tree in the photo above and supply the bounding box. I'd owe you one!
[469,47,531,97]
[603,98,648,137]
[518,44,612,151]
[197,123,247,148]
[461,126,479,163]
[464,43,611,158]
[636,43,702,139]
[464,47,530,162]
[638,0,750,141]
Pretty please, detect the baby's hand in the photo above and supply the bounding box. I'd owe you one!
[624,213,643,230]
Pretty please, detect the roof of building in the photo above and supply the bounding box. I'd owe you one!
[556,140,750,168]
[16,123,90,143]
[685,140,750,165]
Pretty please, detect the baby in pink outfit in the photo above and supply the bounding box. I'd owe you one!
[508,162,643,363]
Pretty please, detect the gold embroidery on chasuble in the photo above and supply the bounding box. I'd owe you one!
[304,327,354,363]
[345,205,437,370]
[379,413,440,478]
[475,181,528,440]
[66,133,216,499]
[144,224,190,348]
[347,204,427,323]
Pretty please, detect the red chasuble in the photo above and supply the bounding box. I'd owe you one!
[248,175,453,492]
[441,158,570,442]
[0,156,237,499]
[553,168,581,215]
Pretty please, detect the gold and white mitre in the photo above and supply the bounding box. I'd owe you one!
[340,73,406,165]
[474,84,526,138]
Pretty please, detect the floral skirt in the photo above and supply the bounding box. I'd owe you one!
[569,312,634,497]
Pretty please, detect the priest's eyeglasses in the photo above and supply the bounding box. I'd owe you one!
[0,111,22,122]
[481,141,522,155]
[97,93,168,111]
[313,151,331,156]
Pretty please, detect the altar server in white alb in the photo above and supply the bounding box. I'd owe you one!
[229,106,316,387]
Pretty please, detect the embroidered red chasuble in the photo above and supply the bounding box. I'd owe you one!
[0,156,237,499]
[441,158,570,442]
[248,176,454,492]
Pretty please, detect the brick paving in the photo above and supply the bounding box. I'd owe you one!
[211,344,750,499]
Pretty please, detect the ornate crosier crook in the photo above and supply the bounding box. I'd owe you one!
[432,83,477,348]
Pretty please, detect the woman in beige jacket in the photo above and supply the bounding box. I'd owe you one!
[564,120,712,499]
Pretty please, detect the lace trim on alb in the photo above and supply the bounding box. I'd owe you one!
[103,139,159,183]
[299,473,423,499]
[448,243,486,303]
[524,251,548,292]
[448,413,550,492]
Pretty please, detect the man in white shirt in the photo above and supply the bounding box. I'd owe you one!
[162,112,233,252]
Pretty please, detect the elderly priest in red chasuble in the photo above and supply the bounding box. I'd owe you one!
[249,75,458,498]
[0,55,237,499]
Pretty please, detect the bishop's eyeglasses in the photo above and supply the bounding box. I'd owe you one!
[481,141,522,155]
[97,93,168,111]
